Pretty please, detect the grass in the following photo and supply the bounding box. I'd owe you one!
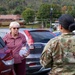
[24,24,42,28]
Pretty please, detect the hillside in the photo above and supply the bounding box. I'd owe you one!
[0,0,75,14]
[0,0,75,9]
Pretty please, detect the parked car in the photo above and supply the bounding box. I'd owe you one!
[0,37,15,75]
[0,28,56,75]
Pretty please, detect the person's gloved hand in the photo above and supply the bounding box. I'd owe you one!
[19,46,30,57]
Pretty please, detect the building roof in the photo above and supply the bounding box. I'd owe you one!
[0,15,21,20]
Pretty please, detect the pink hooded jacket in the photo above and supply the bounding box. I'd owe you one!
[3,32,27,64]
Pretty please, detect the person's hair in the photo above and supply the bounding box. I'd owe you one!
[58,14,75,32]
[9,21,20,28]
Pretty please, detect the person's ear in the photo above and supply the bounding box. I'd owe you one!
[59,24,63,29]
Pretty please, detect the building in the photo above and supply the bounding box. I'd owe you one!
[0,15,25,27]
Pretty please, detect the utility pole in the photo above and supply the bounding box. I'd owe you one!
[50,7,53,28]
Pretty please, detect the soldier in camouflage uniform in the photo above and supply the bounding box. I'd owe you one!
[40,14,75,75]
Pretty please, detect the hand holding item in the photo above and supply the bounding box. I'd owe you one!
[19,44,30,57]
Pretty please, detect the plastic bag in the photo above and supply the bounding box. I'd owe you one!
[19,44,30,57]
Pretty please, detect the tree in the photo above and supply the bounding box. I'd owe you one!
[37,3,50,28]
[13,6,25,15]
[51,4,61,18]
[37,3,50,20]
[0,6,7,14]
[36,3,61,28]
[21,8,35,24]
[67,6,75,17]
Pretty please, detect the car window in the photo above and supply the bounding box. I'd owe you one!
[30,31,55,43]
[0,37,5,48]
[0,32,7,38]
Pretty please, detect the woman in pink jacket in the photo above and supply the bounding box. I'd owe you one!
[3,21,30,75]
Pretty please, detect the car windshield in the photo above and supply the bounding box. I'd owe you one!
[30,30,55,43]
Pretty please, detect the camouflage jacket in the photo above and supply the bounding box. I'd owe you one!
[40,33,75,75]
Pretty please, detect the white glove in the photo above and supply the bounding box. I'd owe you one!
[19,44,30,57]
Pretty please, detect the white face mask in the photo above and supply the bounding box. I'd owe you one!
[57,26,60,31]
[55,25,60,31]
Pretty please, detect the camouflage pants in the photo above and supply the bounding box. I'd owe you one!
[48,68,75,75]
[48,72,75,75]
